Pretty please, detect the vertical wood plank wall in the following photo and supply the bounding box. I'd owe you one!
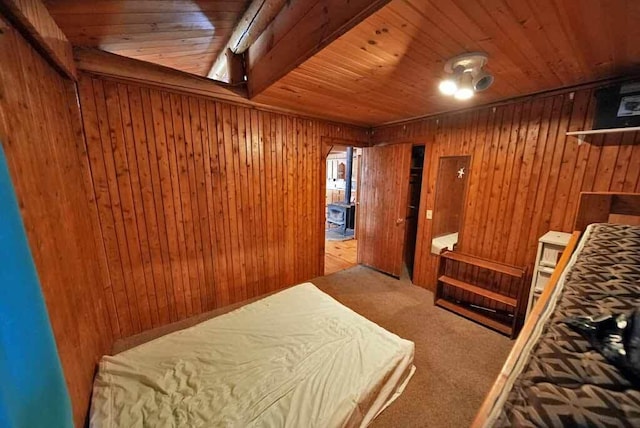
[372,87,640,291]
[0,16,112,426]
[76,73,369,340]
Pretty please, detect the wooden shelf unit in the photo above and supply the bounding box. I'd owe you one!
[435,251,527,338]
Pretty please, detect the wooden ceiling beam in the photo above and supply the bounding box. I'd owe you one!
[245,0,392,98]
[74,46,247,101]
[1,0,76,79]
[208,0,287,83]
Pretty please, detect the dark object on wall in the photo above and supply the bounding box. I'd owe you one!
[565,309,640,386]
[594,82,640,129]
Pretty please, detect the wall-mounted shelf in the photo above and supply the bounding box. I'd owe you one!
[566,126,640,144]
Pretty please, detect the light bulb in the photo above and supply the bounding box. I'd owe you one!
[454,87,474,100]
[439,79,458,96]
[454,72,474,100]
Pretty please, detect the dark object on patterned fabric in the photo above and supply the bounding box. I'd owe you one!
[565,309,640,386]
[494,224,640,428]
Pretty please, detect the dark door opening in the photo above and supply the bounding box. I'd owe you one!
[404,145,425,279]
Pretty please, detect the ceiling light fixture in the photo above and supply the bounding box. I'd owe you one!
[438,52,493,101]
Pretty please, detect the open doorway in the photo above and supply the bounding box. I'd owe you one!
[324,146,361,275]
[404,145,425,279]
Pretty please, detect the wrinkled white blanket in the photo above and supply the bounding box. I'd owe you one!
[90,283,415,427]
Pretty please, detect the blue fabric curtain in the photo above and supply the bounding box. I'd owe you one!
[0,144,73,428]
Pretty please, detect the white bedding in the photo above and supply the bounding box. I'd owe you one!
[90,283,415,427]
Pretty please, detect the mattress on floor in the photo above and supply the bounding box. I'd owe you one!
[90,283,415,427]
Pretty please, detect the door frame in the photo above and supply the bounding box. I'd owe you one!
[319,137,369,276]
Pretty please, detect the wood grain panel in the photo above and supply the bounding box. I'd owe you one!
[254,0,640,125]
[357,142,412,277]
[0,14,112,426]
[76,72,369,339]
[372,86,640,293]
[45,0,251,76]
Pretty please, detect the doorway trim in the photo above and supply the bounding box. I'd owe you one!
[319,137,368,276]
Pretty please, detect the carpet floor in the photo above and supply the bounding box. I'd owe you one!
[311,265,513,428]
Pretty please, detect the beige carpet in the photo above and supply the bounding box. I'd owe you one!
[311,266,513,428]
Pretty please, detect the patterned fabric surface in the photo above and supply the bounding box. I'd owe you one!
[496,224,640,427]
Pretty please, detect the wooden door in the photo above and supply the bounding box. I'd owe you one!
[357,143,413,277]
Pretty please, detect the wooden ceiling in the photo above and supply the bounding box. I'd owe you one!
[253,0,640,126]
[45,0,251,76]
[44,0,640,126]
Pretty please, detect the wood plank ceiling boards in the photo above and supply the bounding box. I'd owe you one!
[45,0,252,76]
[253,0,640,126]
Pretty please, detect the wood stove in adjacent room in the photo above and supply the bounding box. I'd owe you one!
[327,202,356,234]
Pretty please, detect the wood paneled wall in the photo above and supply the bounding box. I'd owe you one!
[0,15,112,426]
[76,73,369,339]
[372,87,640,291]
